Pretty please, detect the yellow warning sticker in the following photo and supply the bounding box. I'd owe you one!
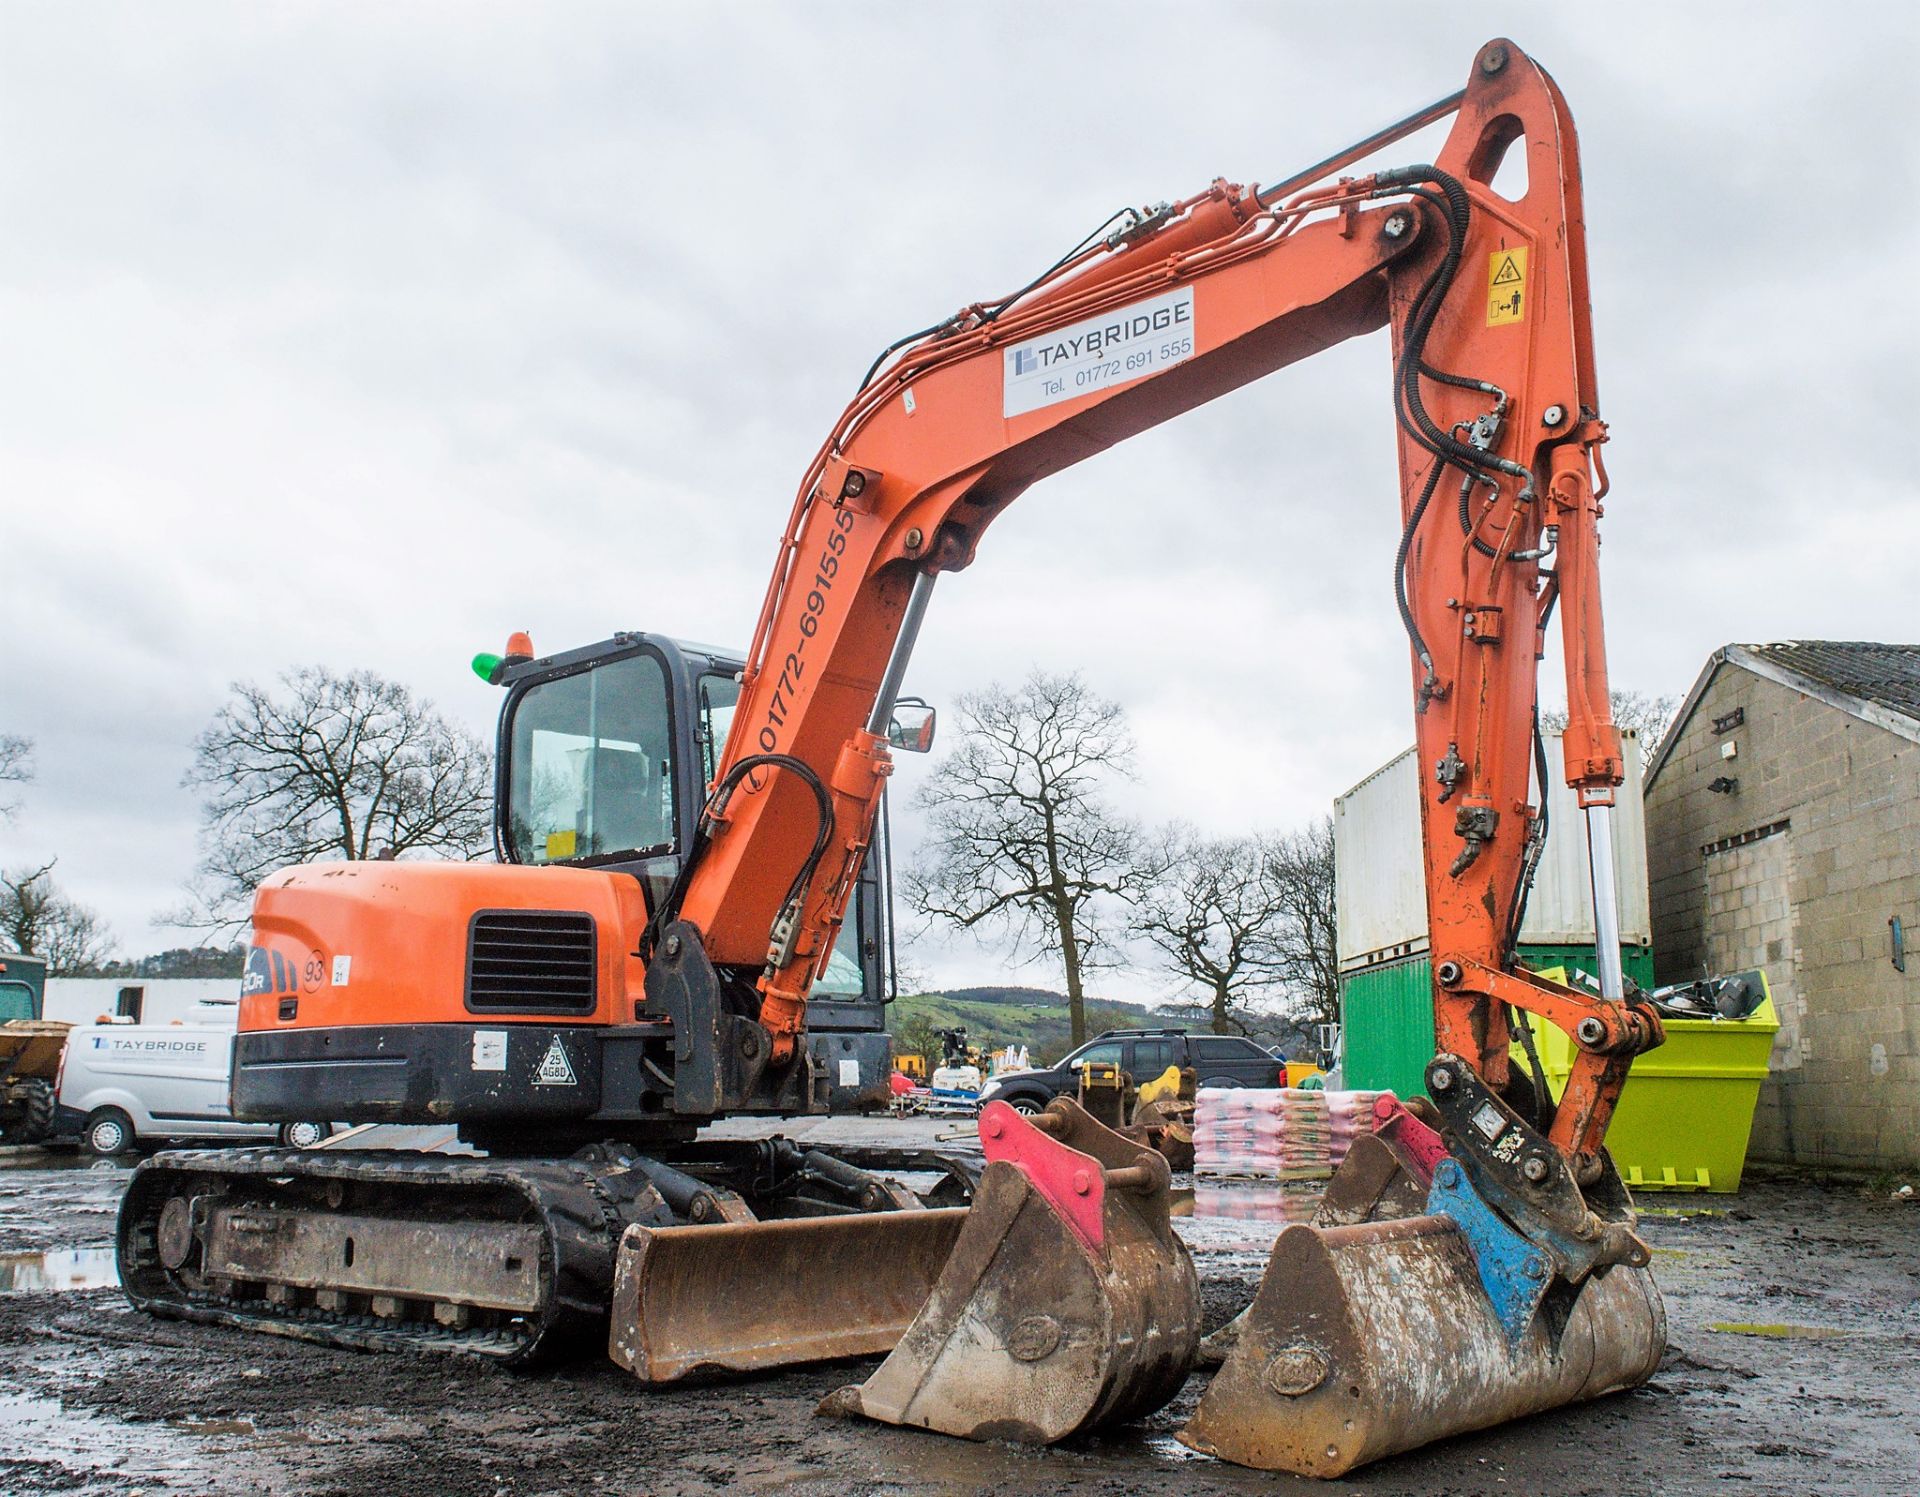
[546,829,577,860]
[1487,246,1527,326]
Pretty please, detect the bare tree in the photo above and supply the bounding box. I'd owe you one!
[904,671,1142,1047]
[0,734,32,820]
[1131,829,1293,1035]
[1,863,116,975]
[178,668,493,929]
[1260,818,1339,1027]
[1542,690,1679,768]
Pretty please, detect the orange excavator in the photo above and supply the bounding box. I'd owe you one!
[120,38,1666,1475]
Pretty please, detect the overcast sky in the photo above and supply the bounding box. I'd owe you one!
[3,3,1915,1001]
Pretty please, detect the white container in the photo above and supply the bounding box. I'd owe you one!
[1334,730,1651,972]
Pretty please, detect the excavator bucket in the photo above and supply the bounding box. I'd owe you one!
[608,1207,968,1382]
[822,1098,1199,1444]
[1181,1165,1666,1476]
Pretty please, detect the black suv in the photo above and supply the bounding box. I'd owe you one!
[976,1028,1283,1114]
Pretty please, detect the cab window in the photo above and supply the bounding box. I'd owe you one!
[809,917,864,999]
[697,673,740,787]
[508,654,676,864]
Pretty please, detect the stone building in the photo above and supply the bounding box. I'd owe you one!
[1646,641,1920,1170]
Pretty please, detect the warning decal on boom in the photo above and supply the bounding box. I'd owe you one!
[1487,247,1527,326]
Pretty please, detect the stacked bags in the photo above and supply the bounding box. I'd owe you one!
[1328,1089,1392,1166]
[1194,1087,1395,1181]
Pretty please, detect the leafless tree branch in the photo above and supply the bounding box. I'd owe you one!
[904,670,1144,1046]
[174,667,493,931]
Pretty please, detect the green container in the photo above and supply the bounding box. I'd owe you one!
[1339,944,1658,1104]
[0,951,45,1023]
[1513,980,1779,1194]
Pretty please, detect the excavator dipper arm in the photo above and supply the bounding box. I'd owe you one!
[670,39,1659,1220]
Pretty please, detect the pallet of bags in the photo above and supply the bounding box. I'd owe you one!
[1325,1088,1393,1169]
[1193,1087,1334,1181]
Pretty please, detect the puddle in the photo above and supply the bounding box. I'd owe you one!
[0,1246,118,1293]
[1708,1321,1848,1339]
[0,1389,220,1481]
[172,1416,257,1436]
[0,1151,129,1174]
[1171,1181,1323,1256]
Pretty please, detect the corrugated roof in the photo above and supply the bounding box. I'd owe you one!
[1742,641,1920,724]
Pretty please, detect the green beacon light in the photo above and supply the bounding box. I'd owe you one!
[471,652,505,686]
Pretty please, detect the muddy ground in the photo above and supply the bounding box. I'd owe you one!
[0,1127,1914,1496]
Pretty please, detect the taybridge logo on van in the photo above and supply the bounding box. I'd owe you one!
[91,1035,211,1053]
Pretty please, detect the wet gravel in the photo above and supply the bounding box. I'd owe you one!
[0,1145,1914,1495]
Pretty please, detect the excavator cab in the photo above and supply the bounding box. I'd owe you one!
[119,629,957,1368]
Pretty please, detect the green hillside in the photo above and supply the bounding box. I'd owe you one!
[888,986,1312,1068]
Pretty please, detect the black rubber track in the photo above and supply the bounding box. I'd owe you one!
[116,1148,668,1366]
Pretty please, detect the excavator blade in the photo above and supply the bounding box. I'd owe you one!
[821,1098,1199,1444]
[608,1207,968,1382]
[1179,1213,1666,1476]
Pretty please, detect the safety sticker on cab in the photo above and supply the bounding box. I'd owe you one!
[1487,247,1527,326]
[1003,286,1195,418]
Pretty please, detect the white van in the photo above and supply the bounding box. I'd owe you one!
[55,1003,330,1157]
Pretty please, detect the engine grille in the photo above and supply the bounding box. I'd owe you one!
[466,910,597,1014]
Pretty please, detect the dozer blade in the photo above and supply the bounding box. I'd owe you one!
[1179,1211,1666,1476]
[821,1098,1199,1444]
[608,1207,968,1382]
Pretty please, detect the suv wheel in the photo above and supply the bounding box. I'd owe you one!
[279,1121,331,1149]
[1006,1096,1044,1116]
[84,1108,135,1158]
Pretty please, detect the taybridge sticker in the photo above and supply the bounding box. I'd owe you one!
[534,1036,577,1086]
[1003,286,1195,418]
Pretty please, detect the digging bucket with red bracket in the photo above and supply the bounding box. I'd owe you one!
[1180,1190,1666,1476]
[820,1097,1200,1443]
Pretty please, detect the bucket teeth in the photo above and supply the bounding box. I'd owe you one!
[822,1098,1199,1444]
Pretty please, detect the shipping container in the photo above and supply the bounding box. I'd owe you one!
[1341,946,1659,1101]
[1335,731,1655,1100]
[1334,730,1651,971]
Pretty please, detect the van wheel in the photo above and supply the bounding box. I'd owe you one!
[1006,1096,1044,1116]
[83,1108,135,1158]
[279,1121,331,1149]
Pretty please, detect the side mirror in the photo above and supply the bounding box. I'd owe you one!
[887,697,937,753]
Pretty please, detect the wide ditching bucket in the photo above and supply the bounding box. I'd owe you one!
[822,1097,1199,1444]
[609,1207,968,1383]
[1181,1123,1667,1477]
